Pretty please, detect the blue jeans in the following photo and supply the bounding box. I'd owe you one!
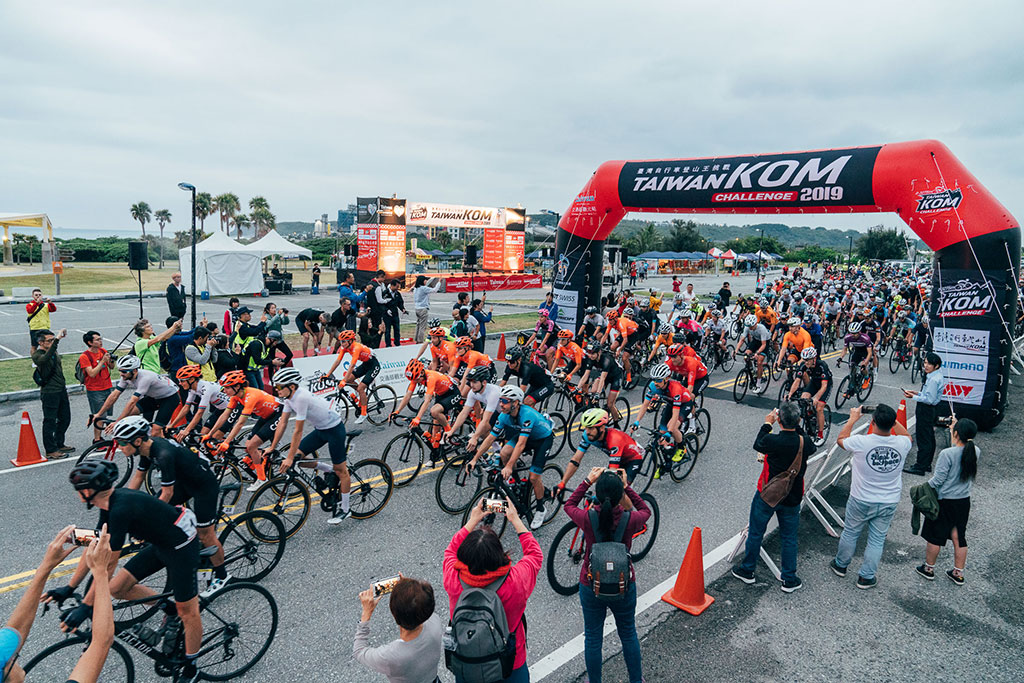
[579,581,642,683]
[834,496,898,579]
[457,663,528,683]
[245,369,264,391]
[739,493,800,582]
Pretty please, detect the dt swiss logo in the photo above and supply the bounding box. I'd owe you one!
[915,187,962,214]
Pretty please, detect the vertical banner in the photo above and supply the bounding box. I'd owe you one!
[552,228,603,330]
[504,208,525,272]
[483,227,505,271]
[356,197,379,272]
[355,196,406,279]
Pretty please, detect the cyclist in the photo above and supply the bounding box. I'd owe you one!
[756,298,780,346]
[636,299,658,338]
[91,355,181,438]
[263,367,353,525]
[206,371,282,492]
[525,309,558,368]
[602,308,640,382]
[911,314,932,356]
[500,345,555,407]
[557,407,644,493]
[631,363,694,461]
[552,329,584,383]
[449,336,494,394]
[777,316,812,369]
[578,306,606,345]
[326,330,380,425]
[673,309,702,346]
[677,347,709,425]
[578,342,626,425]
[736,314,770,390]
[420,325,456,373]
[664,342,688,379]
[836,320,875,386]
[115,416,230,596]
[705,309,729,360]
[59,459,204,682]
[393,358,459,445]
[861,309,884,373]
[647,323,675,363]
[787,346,831,437]
[444,365,500,452]
[465,385,556,531]
[173,365,232,444]
[802,313,824,356]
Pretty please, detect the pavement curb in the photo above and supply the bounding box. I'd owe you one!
[0,384,85,404]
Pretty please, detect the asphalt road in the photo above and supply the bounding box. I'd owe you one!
[0,325,926,682]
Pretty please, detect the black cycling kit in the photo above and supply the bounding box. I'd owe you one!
[136,437,220,527]
[582,351,623,391]
[502,359,554,403]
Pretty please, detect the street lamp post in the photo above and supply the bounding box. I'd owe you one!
[847,234,854,273]
[178,182,197,328]
[756,228,765,289]
[540,209,561,293]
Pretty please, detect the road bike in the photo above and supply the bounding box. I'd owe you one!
[459,454,565,538]
[628,426,700,493]
[732,352,772,403]
[566,391,631,453]
[910,348,927,384]
[889,336,913,374]
[545,490,660,596]
[705,336,736,374]
[834,359,874,409]
[797,396,832,449]
[319,373,398,425]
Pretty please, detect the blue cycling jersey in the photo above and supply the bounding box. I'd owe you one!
[491,404,553,442]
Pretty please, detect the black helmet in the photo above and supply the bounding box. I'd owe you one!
[70,459,119,493]
[506,346,527,362]
[585,306,598,315]
[467,365,490,383]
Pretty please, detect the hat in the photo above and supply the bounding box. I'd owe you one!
[235,306,253,315]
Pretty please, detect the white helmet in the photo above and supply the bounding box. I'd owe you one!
[650,364,672,380]
[272,368,303,387]
[800,347,818,360]
[744,314,758,327]
[787,317,801,326]
[499,385,524,402]
[659,323,673,334]
[110,415,150,442]
[848,321,863,333]
[680,309,692,319]
[116,355,141,373]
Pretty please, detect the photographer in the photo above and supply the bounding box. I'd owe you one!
[25,288,56,354]
[184,326,219,381]
[32,328,73,460]
[353,576,442,683]
[80,331,115,443]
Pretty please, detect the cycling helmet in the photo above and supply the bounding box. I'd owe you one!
[428,327,447,338]
[682,346,697,358]
[116,355,141,373]
[605,309,619,320]
[679,309,692,319]
[650,364,672,380]
[467,366,490,383]
[744,314,758,327]
[557,329,574,339]
[427,317,441,328]
[69,459,119,493]
[848,321,863,333]
[219,370,247,388]
[585,341,603,354]
[787,317,801,326]
[338,330,356,342]
[640,299,650,308]
[505,345,527,362]
[626,297,636,305]
[782,288,791,296]
[659,323,673,334]
[578,408,610,429]
[175,364,203,380]
[499,385,525,402]
[454,336,473,349]
[584,306,598,315]
[110,415,151,443]
[537,308,550,318]
[623,308,635,318]
[272,367,303,387]
[666,343,685,357]
[267,329,283,342]
[405,358,425,380]
[711,308,722,317]
[793,291,803,300]
[800,347,818,360]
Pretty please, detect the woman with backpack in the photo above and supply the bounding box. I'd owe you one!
[443,499,541,683]
[564,468,651,683]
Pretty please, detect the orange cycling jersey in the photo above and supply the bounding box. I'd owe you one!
[410,369,456,397]
[607,317,638,339]
[229,387,280,419]
[781,327,813,354]
[680,356,708,386]
[554,342,583,370]
[667,356,688,377]
[430,340,455,365]
[651,332,673,350]
[756,306,779,327]
[339,341,374,364]
[451,350,491,373]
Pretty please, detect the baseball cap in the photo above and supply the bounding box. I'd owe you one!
[235,306,253,315]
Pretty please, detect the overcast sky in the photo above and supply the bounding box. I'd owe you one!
[2,1,1021,236]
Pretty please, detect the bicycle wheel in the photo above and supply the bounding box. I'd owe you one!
[692,408,711,453]
[214,463,244,510]
[76,440,133,488]
[462,487,508,538]
[546,412,568,458]
[756,365,772,396]
[93,556,169,628]
[629,493,660,561]
[630,446,656,495]
[366,384,398,425]
[720,345,736,372]
[668,434,699,482]
[197,582,278,681]
[733,370,750,403]
[546,521,585,596]
[218,510,286,582]
[348,458,394,519]
[406,387,425,415]
[540,463,566,523]
[435,454,482,514]
[835,376,850,409]
[815,404,833,448]
[381,432,425,487]
[566,407,587,453]
[911,358,921,384]
[888,350,902,374]
[858,371,875,402]
[611,395,631,428]
[22,636,135,681]
[246,477,311,538]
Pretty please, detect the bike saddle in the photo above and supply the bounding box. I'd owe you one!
[346,428,363,439]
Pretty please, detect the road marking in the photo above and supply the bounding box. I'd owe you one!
[0,309,10,316]
[0,343,26,359]
[59,304,84,312]
[0,456,78,476]
[530,529,744,681]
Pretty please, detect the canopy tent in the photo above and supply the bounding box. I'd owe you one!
[1,213,54,265]
[247,230,312,259]
[708,247,723,258]
[721,249,737,260]
[178,232,264,297]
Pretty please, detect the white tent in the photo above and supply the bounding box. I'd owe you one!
[178,232,264,297]
[248,230,312,259]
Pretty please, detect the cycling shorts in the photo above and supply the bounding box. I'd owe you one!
[298,421,348,465]
[171,479,220,528]
[525,382,554,405]
[605,373,623,392]
[124,537,199,603]
[524,434,554,475]
[658,400,692,430]
[615,458,643,485]
[250,406,283,443]
[138,395,180,428]
[624,332,644,351]
[805,381,831,405]
[352,357,381,384]
[692,375,709,398]
[203,406,224,430]
[435,389,460,413]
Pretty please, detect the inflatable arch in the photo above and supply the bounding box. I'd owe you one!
[554,140,1020,429]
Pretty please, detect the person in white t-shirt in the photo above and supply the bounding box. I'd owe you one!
[830,403,912,589]
[443,366,500,453]
[680,283,696,307]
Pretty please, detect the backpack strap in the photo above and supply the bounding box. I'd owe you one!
[612,510,631,543]
[588,509,602,541]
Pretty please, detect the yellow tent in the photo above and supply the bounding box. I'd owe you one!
[0,213,53,265]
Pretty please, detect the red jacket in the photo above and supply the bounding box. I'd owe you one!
[443,526,541,670]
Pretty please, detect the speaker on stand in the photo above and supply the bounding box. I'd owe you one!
[128,241,149,319]
[464,245,479,299]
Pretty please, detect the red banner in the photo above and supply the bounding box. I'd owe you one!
[503,230,524,271]
[483,227,505,271]
[444,273,542,292]
[356,224,378,272]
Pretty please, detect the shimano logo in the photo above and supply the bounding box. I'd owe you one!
[946,359,984,372]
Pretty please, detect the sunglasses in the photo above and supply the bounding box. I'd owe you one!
[498,398,513,404]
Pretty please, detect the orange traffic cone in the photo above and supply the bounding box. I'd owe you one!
[11,411,46,467]
[896,399,908,429]
[496,334,507,362]
[661,526,715,615]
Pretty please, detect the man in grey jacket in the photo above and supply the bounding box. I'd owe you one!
[31,329,73,459]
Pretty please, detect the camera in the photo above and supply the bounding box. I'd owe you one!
[861,405,877,414]
[70,528,98,547]
[372,576,401,597]
[483,498,507,514]
[936,416,954,427]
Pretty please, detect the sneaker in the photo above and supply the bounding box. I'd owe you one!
[902,465,927,475]
[354,414,367,425]
[530,507,547,530]
[817,430,823,440]
[829,560,847,577]
[327,509,351,525]
[781,577,803,593]
[731,567,755,584]
[946,569,965,586]
[200,574,232,598]
[685,423,697,435]
[915,564,935,580]
[653,467,662,480]
[59,445,76,453]
[45,451,70,460]
[246,481,264,493]
[856,575,877,590]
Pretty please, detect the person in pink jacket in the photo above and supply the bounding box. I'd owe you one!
[443,499,541,682]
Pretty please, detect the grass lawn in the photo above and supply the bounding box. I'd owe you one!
[0,312,539,393]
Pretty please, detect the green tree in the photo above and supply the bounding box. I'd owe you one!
[154,209,172,268]
[436,230,453,249]
[24,234,38,264]
[787,244,843,263]
[174,230,211,249]
[11,233,26,265]
[214,193,240,234]
[194,192,214,232]
[130,201,152,238]
[723,234,787,256]
[231,213,251,239]
[624,223,662,255]
[665,219,707,252]
[250,207,276,237]
[857,226,907,261]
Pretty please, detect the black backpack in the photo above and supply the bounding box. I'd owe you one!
[158,341,172,372]
[587,509,632,601]
[445,576,517,683]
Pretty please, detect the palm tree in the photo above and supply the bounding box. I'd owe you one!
[436,230,453,249]
[154,209,172,268]
[24,234,38,264]
[250,207,276,238]
[12,233,26,265]
[231,213,251,239]
[635,223,662,253]
[195,193,214,232]
[214,193,240,234]
[249,196,269,213]
[130,201,152,238]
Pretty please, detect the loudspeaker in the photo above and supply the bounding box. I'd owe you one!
[344,243,358,258]
[128,241,149,270]
[465,245,478,266]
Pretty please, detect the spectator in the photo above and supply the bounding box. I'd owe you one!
[79,331,115,442]
[223,297,240,336]
[732,403,815,592]
[353,577,443,683]
[212,333,238,376]
[564,468,650,683]
[361,282,386,348]
[166,272,186,320]
[903,352,945,475]
[717,281,732,309]
[384,279,407,347]
[311,263,321,291]
[538,291,559,322]
[328,298,360,352]
[413,275,441,343]
[2,526,114,683]
[471,298,493,353]
[443,499,541,683]
[262,302,290,338]
[25,288,56,354]
[917,418,978,585]
[832,404,913,589]
[184,326,219,381]
[32,328,73,460]
[262,330,294,386]
[457,292,470,309]
[671,276,682,293]
[628,261,637,286]
[296,307,328,356]
[237,324,267,390]
[165,316,205,378]
[681,282,696,306]
[450,306,470,339]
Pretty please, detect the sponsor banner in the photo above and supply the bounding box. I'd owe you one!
[936,352,988,381]
[552,287,579,327]
[377,197,406,226]
[482,227,505,271]
[935,277,996,319]
[407,201,504,229]
[356,224,378,272]
[379,225,406,274]
[932,327,989,356]
[915,185,963,215]
[940,379,985,406]
[503,229,525,271]
[443,273,541,293]
[292,343,419,398]
[618,147,881,210]
[356,196,378,224]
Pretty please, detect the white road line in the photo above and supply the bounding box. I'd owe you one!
[0,309,11,316]
[530,530,744,681]
[0,456,78,475]
[0,343,26,359]
[59,304,84,312]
